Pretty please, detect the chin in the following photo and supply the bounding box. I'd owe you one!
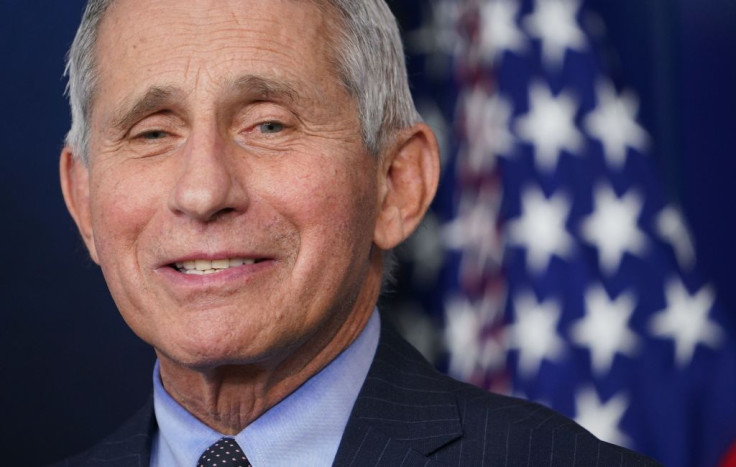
[156,328,290,372]
[160,345,247,372]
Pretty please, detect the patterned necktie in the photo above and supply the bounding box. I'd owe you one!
[197,437,251,467]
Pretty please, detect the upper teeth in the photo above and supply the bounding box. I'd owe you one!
[176,258,254,275]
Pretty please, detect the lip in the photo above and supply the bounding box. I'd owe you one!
[154,252,276,288]
[160,252,268,266]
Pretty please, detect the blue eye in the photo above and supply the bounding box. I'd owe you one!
[259,122,284,134]
[140,130,167,140]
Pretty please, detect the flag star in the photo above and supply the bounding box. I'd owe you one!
[581,184,647,275]
[460,88,514,174]
[479,0,527,64]
[443,183,503,280]
[515,81,583,173]
[570,285,640,376]
[506,185,574,274]
[508,291,566,378]
[445,293,506,380]
[655,205,696,271]
[405,0,463,76]
[523,0,586,69]
[445,297,482,380]
[649,278,724,366]
[574,387,630,447]
[584,80,649,169]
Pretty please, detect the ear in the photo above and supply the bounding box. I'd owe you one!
[373,123,440,250]
[60,147,99,264]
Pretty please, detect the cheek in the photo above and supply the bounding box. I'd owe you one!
[88,164,164,277]
[273,159,377,271]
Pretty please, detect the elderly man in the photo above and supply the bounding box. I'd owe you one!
[56,0,659,466]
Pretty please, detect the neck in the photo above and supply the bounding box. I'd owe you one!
[156,289,378,435]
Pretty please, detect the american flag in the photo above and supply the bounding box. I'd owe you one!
[392,0,736,465]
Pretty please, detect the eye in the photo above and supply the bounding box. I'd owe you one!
[258,121,284,134]
[138,130,168,140]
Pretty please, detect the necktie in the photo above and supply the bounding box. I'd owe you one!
[197,437,251,467]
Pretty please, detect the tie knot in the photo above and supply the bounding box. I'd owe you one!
[197,437,250,467]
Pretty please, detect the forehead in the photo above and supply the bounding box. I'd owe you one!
[92,0,343,116]
[97,0,335,52]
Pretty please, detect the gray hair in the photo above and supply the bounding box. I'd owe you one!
[64,0,422,163]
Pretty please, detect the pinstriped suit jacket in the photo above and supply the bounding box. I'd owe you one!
[54,318,661,466]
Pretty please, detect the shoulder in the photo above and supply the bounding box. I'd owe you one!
[48,398,155,467]
[368,319,660,466]
[448,379,657,466]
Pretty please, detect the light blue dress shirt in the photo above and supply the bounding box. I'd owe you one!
[150,309,380,467]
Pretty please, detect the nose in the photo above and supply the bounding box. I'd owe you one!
[168,126,246,222]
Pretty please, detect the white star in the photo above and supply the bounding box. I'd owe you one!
[574,387,630,447]
[515,81,583,173]
[479,0,527,64]
[460,87,514,174]
[523,0,586,69]
[570,285,640,376]
[506,185,574,274]
[405,0,464,77]
[445,297,483,380]
[584,80,649,169]
[444,292,506,381]
[443,183,503,280]
[508,291,566,378]
[649,278,724,366]
[655,205,696,271]
[580,184,647,275]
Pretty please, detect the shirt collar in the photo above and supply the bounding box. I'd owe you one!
[152,309,380,466]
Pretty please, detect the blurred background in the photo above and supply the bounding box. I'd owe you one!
[2,0,735,465]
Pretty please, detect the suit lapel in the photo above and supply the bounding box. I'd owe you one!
[334,419,451,466]
[80,397,155,466]
[333,318,463,466]
[68,317,460,467]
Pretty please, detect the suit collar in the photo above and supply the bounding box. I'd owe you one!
[333,316,463,465]
[59,397,155,466]
[66,316,462,466]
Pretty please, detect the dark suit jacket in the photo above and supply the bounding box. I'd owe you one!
[54,319,661,466]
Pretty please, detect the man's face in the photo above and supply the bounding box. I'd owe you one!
[71,0,385,369]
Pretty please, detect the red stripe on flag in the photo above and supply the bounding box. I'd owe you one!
[721,442,736,467]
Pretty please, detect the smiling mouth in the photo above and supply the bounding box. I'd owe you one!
[172,258,264,275]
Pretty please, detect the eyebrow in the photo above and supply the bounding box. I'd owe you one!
[109,86,184,133]
[228,74,300,105]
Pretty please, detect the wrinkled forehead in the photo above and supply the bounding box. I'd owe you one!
[89,0,350,119]
[98,0,340,28]
[93,0,345,91]
[96,0,341,55]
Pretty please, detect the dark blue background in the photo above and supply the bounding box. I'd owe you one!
[1,1,734,464]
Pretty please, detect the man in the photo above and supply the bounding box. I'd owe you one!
[56,0,659,465]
